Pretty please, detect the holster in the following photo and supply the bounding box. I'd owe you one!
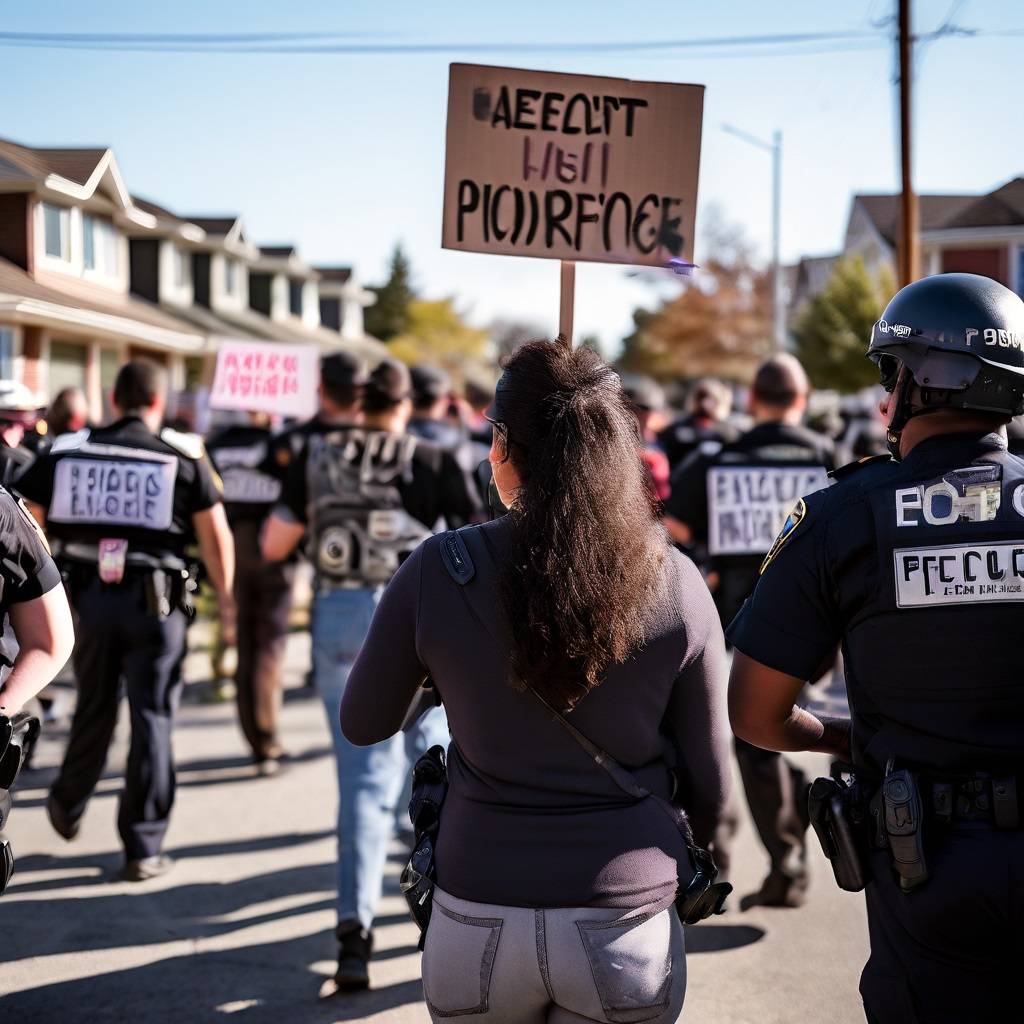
[808,769,869,892]
[0,711,41,897]
[871,764,929,893]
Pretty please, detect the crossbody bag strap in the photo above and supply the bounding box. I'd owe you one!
[441,527,650,803]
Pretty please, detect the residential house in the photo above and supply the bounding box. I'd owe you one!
[0,137,203,417]
[791,177,1024,318]
[315,266,376,344]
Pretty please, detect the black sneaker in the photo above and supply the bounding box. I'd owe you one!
[46,794,80,841]
[334,921,373,991]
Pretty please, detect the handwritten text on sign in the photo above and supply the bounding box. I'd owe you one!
[707,466,830,556]
[210,341,319,420]
[442,65,704,267]
[50,456,178,530]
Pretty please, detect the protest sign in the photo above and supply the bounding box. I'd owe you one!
[209,341,319,420]
[442,64,704,268]
[707,466,831,556]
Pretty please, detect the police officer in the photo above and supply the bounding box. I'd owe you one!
[262,357,475,992]
[207,412,292,774]
[657,377,739,472]
[666,353,835,905]
[0,382,41,487]
[621,373,672,503]
[17,360,234,881]
[408,364,486,517]
[0,485,75,893]
[729,273,1024,1022]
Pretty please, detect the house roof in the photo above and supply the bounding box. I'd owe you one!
[0,137,108,187]
[0,256,203,349]
[314,266,352,284]
[132,195,189,223]
[855,178,1024,244]
[188,217,238,235]
[259,245,296,259]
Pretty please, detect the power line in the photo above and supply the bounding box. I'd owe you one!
[0,28,884,56]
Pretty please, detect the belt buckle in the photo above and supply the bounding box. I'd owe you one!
[98,539,128,584]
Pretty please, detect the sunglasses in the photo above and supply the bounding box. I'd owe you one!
[870,353,902,393]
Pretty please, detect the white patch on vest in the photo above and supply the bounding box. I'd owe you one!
[893,542,1024,607]
[49,456,178,530]
[707,465,830,556]
[895,470,1001,526]
[220,468,281,504]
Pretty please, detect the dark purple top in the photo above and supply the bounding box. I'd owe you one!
[340,517,730,910]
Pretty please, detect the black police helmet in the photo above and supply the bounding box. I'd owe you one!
[867,273,1024,418]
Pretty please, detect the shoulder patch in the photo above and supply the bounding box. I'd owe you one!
[829,453,891,481]
[759,497,808,575]
[13,493,50,553]
[160,427,205,460]
[50,428,91,454]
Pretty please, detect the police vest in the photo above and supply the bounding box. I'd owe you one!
[706,443,831,558]
[210,439,281,506]
[845,443,1024,773]
[47,429,180,534]
[305,429,432,587]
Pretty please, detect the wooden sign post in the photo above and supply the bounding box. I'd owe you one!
[442,64,704,345]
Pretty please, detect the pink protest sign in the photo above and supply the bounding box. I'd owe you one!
[209,341,319,419]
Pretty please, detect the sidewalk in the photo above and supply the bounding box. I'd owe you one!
[0,621,869,1023]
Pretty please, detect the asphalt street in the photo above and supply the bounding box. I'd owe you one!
[0,623,869,1024]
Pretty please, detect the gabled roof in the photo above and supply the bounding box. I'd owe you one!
[0,137,108,186]
[854,178,1024,244]
[132,195,189,223]
[259,245,296,259]
[190,217,240,236]
[314,266,352,284]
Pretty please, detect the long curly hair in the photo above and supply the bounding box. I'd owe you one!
[493,340,667,711]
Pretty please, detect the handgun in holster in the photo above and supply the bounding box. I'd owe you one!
[808,768,868,892]
[872,762,928,893]
[0,711,42,897]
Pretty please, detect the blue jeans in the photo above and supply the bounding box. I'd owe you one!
[312,586,449,930]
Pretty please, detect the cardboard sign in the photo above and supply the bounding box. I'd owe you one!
[210,341,319,419]
[50,456,178,530]
[707,466,830,556]
[442,64,704,267]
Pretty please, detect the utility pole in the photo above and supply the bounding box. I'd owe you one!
[722,124,785,349]
[897,0,919,286]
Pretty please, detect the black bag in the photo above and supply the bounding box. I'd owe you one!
[399,744,448,948]
[436,527,731,926]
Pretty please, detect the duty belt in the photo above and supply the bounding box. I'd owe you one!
[923,774,1019,828]
[53,540,187,574]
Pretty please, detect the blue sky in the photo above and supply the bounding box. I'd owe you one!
[2,1,1020,354]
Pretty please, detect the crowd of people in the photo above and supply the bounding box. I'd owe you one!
[1,271,1023,1023]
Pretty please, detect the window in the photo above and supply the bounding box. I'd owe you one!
[43,203,70,260]
[173,247,191,289]
[224,259,237,295]
[0,328,14,379]
[289,278,304,316]
[84,216,120,276]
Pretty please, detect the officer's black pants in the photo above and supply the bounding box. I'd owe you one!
[50,575,187,860]
[860,827,1024,1023]
[232,519,295,761]
[734,737,809,880]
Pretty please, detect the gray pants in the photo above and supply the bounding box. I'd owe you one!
[422,888,686,1023]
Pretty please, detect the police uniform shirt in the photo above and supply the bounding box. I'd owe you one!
[665,422,835,623]
[206,424,281,526]
[657,414,740,472]
[728,431,1024,777]
[0,487,62,670]
[15,416,222,558]
[278,425,476,535]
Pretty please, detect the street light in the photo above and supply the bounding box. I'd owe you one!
[722,123,784,350]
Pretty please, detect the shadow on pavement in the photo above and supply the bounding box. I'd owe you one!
[684,923,766,952]
[1,930,426,1024]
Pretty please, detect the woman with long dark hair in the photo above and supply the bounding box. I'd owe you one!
[340,340,730,1021]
